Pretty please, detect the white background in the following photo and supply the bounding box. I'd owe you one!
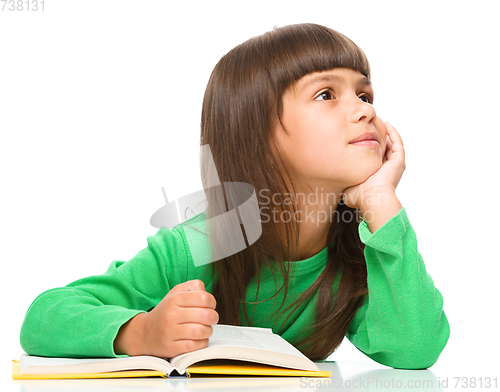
[1,0,499,390]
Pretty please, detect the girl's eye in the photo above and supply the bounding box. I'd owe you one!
[314,91,334,101]
[315,91,374,104]
[359,94,374,104]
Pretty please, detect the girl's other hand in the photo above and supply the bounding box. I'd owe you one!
[342,121,406,210]
[114,279,219,358]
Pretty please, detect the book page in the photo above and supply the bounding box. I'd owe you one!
[169,325,318,372]
[19,354,174,375]
[210,325,307,358]
[208,325,266,349]
[19,356,104,374]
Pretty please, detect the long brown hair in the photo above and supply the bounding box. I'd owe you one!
[199,23,369,360]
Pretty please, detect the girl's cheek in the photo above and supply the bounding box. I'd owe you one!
[373,116,386,139]
[372,117,387,152]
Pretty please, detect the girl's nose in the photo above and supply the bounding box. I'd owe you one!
[348,96,376,124]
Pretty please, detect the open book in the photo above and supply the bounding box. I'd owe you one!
[13,325,331,379]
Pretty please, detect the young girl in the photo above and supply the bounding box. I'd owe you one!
[20,23,450,370]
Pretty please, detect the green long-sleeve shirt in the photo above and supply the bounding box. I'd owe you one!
[19,207,450,369]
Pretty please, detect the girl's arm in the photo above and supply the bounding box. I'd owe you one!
[346,205,450,369]
[343,122,450,369]
[19,226,207,358]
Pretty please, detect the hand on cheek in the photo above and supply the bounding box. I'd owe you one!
[343,120,405,211]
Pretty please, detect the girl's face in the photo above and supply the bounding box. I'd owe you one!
[275,67,387,192]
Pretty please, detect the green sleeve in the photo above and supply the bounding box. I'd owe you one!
[19,226,190,358]
[346,207,450,369]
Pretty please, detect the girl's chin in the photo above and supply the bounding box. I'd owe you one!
[355,161,383,181]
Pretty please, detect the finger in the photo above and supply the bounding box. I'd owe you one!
[385,122,405,158]
[385,133,393,149]
[173,307,219,327]
[168,280,206,295]
[172,323,214,342]
[169,338,210,357]
[171,290,217,310]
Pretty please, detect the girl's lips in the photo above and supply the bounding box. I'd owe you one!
[349,131,379,144]
[349,140,380,147]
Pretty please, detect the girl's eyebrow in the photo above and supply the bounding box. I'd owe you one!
[299,74,372,92]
